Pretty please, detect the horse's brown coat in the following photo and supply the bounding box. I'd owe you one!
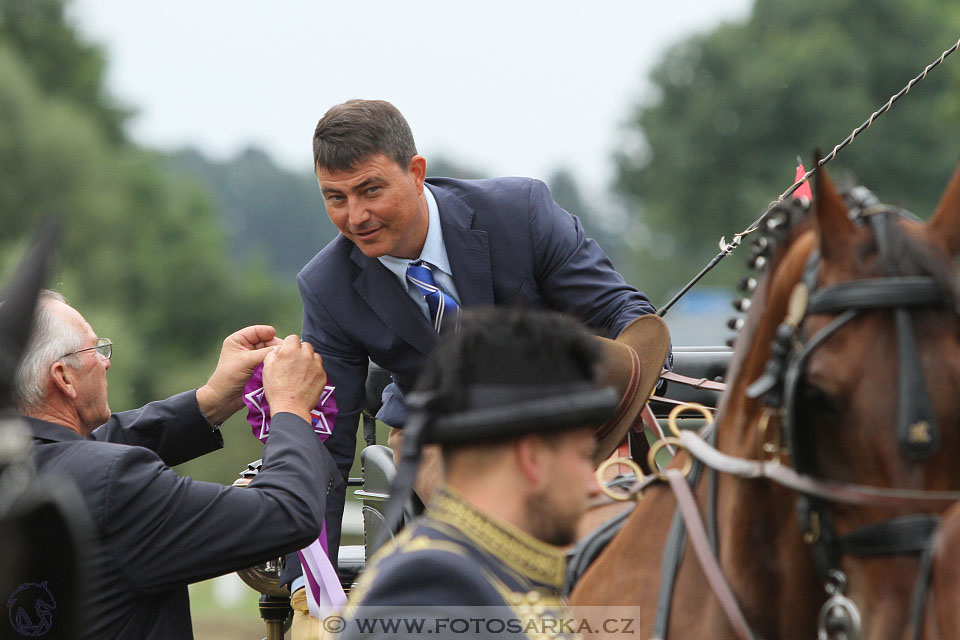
[570,162,960,640]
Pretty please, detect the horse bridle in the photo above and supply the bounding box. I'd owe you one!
[743,201,954,638]
[565,200,960,639]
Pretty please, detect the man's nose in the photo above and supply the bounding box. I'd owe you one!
[585,466,602,497]
[347,200,370,226]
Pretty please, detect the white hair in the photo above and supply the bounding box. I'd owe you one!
[14,290,85,413]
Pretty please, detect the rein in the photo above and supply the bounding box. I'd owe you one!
[651,206,956,638]
[678,430,960,509]
[582,419,958,640]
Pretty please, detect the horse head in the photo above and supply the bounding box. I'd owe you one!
[571,160,960,640]
[721,159,960,637]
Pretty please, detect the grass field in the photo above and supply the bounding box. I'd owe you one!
[190,576,263,640]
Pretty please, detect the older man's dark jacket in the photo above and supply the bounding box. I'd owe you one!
[25,390,339,640]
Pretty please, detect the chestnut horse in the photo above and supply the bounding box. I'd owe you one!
[569,161,960,640]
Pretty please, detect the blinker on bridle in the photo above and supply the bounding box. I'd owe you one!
[748,204,946,467]
[744,202,951,639]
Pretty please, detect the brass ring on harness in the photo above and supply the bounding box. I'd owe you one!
[666,402,714,437]
[647,437,693,482]
[595,457,645,502]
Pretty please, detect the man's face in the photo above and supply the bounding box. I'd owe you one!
[526,428,600,546]
[317,153,429,260]
[55,302,111,433]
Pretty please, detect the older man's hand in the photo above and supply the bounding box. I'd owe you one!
[196,325,282,426]
[262,335,328,423]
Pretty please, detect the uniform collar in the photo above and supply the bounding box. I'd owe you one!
[429,486,567,588]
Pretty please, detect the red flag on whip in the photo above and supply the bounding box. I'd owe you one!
[793,156,813,201]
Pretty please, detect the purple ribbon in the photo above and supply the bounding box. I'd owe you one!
[243,361,345,615]
[243,362,338,443]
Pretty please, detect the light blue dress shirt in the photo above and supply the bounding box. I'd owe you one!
[378,185,461,319]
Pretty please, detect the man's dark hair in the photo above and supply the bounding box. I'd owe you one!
[413,308,601,417]
[313,99,418,172]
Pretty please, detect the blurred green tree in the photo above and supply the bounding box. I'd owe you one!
[615,0,960,303]
[0,2,302,483]
[0,0,128,141]
[162,148,339,279]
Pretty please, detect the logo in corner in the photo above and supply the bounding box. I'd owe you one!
[7,581,56,637]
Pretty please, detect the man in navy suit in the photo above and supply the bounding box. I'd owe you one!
[16,290,339,640]
[295,99,660,597]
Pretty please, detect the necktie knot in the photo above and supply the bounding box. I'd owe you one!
[406,261,459,332]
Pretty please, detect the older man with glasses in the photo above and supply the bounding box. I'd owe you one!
[13,290,341,640]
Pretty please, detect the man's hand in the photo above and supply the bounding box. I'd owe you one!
[196,325,282,426]
[263,334,328,423]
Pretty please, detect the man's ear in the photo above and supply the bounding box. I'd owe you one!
[514,436,549,489]
[50,361,78,400]
[409,155,427,192]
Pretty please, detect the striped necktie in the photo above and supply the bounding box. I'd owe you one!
[405,261,460,332]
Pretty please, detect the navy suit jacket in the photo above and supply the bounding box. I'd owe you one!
[27,391,340,640]
[297,176,657,565]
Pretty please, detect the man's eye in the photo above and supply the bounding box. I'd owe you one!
[366,186,381,195]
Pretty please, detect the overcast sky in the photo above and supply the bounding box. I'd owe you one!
[68,0,752,194]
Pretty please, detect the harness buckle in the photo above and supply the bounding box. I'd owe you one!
[758,407,788,465]
[803,510,822,545]
[817,570,862,640]
[908,420,932,444]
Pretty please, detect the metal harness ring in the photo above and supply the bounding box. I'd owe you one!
[595,457,645,502]
[648,437,693,481]
[667,402,715,437]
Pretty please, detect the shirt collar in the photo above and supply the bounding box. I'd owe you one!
[378,184,452,278]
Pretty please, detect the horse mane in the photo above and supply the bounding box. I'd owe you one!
[716,183,960,452]
[877,214,960,312]
[715,200,815,447]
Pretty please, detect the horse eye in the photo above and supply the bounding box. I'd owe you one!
[798,381,842,418]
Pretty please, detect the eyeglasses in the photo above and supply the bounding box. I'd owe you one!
[60,338,113,361]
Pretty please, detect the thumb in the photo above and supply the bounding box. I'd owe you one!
[243,345,279,368]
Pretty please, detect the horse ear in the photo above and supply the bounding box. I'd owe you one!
[813,161,855,261]
[927,159,960,257]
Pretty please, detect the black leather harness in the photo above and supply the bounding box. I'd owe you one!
[565,198,958,639]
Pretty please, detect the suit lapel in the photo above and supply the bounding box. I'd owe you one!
[432,186,494,307]
[351,246,436,355]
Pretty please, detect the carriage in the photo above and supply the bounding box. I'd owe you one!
[237,156,960,640]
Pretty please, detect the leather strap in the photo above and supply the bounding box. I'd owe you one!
[652,502,688,640]
[563,506,635,595]
[894,308,940,460]
[680,430,960,508]
[642,402,675,457]
[665,469,758,640]
[909,527,940,640]
[807,277,942,314]
[840,515,940,556]
[659,370,727,392]
[651,424,715,640]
